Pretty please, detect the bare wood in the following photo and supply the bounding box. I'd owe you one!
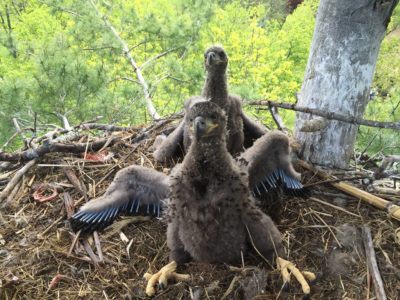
[62,164,88,201]
[298,160,400,221]
[309,197,361,218]
[90,0,160,120]
[0,158,37,204]
[93,231,104,263]
[63,192,75,219]
[248,100,400,130]
[0,136,120,162]
[268,105,287,132]
[362,225,387,300]
[80,123,132,132]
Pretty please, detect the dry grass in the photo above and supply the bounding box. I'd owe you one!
[1,125,399,300]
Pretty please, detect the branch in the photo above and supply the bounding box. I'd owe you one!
[89,0,160,120]
[362,225,387,300]
[267,105,287,132]
[298,160,400,221]
[141,46,182,70]
[0,159,37,204]
[0,137,120,162]
[80,123,132,132]
[248,100,400,130]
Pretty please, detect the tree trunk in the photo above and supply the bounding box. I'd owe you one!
[294,0,398,168]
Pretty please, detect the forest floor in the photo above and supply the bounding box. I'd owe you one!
[0,121,399,300]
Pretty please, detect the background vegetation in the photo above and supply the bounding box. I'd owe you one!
[0,0,399,156]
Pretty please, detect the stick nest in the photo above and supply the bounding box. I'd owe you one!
[1,121,399,299]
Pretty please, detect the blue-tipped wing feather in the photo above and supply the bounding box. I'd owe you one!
[252,168,306,197]
[70,166,169,233]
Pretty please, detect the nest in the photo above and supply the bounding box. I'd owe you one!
[1,121,399,299]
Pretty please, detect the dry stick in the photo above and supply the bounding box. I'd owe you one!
[82,239,100,268]
[93,231,104,263]
[80,123,131,132]
[309,197,362,218]
[90,0,160,120]
[362,226,387,300]
[0,158,38,204]
[268,104,287,132]
[0,136,120,162]
[248,100,400,130]
[298,160,400,221]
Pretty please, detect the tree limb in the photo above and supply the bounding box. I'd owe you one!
[89,0,160,120]
[248,100,400,130]
[0,137,120,162]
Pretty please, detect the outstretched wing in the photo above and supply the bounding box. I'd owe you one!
[242,112,267,148]
[70,166,169,233]
[153,120,185,163]
[237,130,305,196]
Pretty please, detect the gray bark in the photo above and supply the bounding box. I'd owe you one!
[295,0,398,168]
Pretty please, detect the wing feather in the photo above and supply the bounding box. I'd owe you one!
[70,165,169,233]
[238,130,305,196]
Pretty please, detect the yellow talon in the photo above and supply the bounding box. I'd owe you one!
[277,257,315,295]
[143,261,190,296]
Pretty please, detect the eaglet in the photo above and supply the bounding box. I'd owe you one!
[153,45,267,162]
[71,100,315,296]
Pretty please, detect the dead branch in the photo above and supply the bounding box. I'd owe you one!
[268,105,287,132]
[0,158,37,204]
[80,123,131,132]
[298,160,400,221]
[90,0,160,120]
[0,136,120,162]
[248,100,400,130]
[362,225,387,300]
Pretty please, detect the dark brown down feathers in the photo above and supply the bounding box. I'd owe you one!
[153,45,266,162]
[167,100,283,264]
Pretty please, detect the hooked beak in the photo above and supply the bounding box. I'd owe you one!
[194,116,219,140]
[206,51,222,66]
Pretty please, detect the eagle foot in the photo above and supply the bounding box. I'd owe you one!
[143,261,190,296]
[277,257,316,295]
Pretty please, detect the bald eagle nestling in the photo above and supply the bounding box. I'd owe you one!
[71,100,314,296]
[153,45,267,162]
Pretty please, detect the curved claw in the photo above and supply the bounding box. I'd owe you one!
[143,261,190,296]
[277,257,316,295]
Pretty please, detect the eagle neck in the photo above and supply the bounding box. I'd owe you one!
[202,71,228,107]
[188,138,230,172]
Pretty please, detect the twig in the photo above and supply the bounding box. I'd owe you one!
[90,0,160,120]
[0,159,38,204]
[268,104,287,132]
[248,100,400,130]
[308,197,362,218]
[93,231,104,263]
[82,239,100,268]
[362,225,387,300]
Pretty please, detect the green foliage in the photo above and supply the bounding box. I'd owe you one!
[0,0,398,156]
